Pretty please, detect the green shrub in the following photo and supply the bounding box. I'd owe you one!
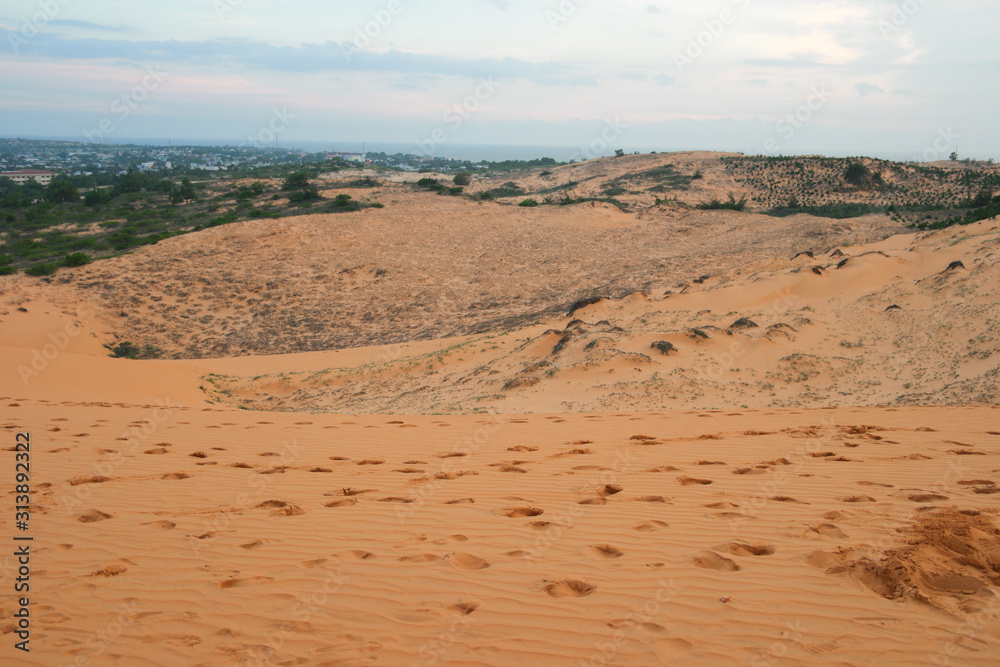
[0,266,16,275]
[519,198,539,207]
[697,193,747,211]
[453,172,471,186]
[63,252,91,267]
[25,262,58,276]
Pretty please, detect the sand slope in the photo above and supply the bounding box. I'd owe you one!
[2,400,1000,666]
[198,219,1000,413]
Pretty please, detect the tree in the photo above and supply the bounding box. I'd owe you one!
[84,189,112,207]
[283,171,311,190]
[949,151,959,162]
[614,149,625,158]
[46,178,79,204]
[453,172,471,186]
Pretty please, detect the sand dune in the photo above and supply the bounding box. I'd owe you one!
[2,155,1000,665]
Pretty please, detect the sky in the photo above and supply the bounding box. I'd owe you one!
[0,0,997,160]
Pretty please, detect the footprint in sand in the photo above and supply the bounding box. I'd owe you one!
[378,497,415,504]
[445,498,475,504]
[357,459,385,465]
[957,480,996,486]
[161,473,191,480]
[858,481,893,488]
[697,461,727,466]
[645,466,682,473]
[723,542,775,557]
[76,509,114,523]
[144,448,169,455]
[587,545,624,559]
[633,520,669,532]
[704,502,740,509]
[503,507,544,518]
[145,520,176,530]
[678,477,713,486]
[543,579,596,598]
[804,550,852,569]
[447,553,490,570]
[634,496,671,503]
[608,619,666,633]
[691,550,740,571]
[339,550,376,561]
[220,576,275,589]
[436,452,468,459]
[599,484,623,497]
[257,500,306,516]
[579,497,607,505]
[811,523,848,538]
[448,602,479,616]
[309,467,333,473]
[325,499,357,508]
[908,493,949,502]
[529,521,552,530]
[302,559,328,568]
[395,468,426,474]
[840,495,877,503]
[397,554,441,564]
[508,445,539,452]
[770,496,808,504]
[68,475,111,486]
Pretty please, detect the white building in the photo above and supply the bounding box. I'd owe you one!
[0,169,56,185]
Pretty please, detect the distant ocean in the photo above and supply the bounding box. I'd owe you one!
[13,136,990,164]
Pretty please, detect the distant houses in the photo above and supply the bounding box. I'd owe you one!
[0,169,56,185]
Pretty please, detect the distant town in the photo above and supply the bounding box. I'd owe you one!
[0,138,560,184]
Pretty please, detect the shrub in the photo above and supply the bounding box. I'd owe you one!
[46,178,79,204]
[448,187,464,196]
[288,186,320,202]
[479,191,493,200]
[453,172,471,186]
[519,198,539,207]
[283,171,311,190]
[83,189,112,207]
[25,262,58,276]
[63,252,91,267]
[697,193,747,211]
[0,266,15,275]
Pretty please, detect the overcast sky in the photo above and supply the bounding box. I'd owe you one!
[1,0,997,160]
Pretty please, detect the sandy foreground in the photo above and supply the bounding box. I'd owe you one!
[2,392,1000,665]
[1,215,1000,664]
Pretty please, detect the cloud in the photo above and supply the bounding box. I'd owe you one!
[646,5,662,13]
[855,82,884,96]
[655,72,676,86]
[0,31,571,83]
[48,20,130,33]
